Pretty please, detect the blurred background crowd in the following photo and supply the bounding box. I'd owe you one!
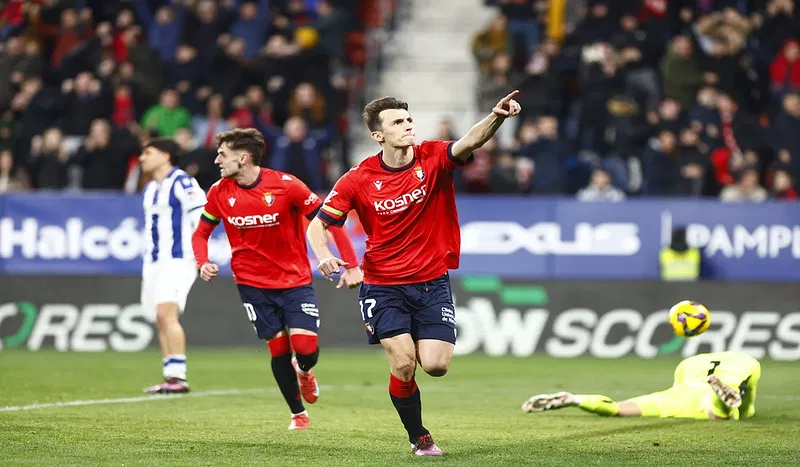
[1,0,798,203]
[0,0,385,193]
[466,0,800,200]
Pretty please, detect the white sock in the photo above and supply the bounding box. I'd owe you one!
[163,354,187,380]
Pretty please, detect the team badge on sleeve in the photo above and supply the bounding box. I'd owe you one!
[263,192,275,206]
[413,166,425,182]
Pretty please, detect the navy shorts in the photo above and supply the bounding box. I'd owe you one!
[236,284,320,340]
[357,273,456,345]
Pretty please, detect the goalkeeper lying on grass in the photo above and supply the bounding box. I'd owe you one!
[522,351,760,421]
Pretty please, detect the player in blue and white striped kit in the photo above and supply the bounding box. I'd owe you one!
[139,138,206,394]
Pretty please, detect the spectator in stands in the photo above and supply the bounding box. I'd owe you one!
[265,117,334,191]
[184,0,231,68]
[661,35,705,111]
[489,150,519,193]
[132,0,185,63]
[230,0,271,59]
[209,34,248,103]
[769,94,800,185]
[0,0,362,195]
[436,119,459,142]
[478,52,521,147]
[313,0,349,62]
[485,0,539,57]
[642,130,683,196]
[288,82,329,129]
[518,40,562,121]
[0,111,15,153]
[174,127,217,191]
[61,71,111,137]
[710,92,763,187]
[32,5,95,72]
[577,168,626,202]
[0,36,26,113]
[527,116,567,194]
[27,127,69,189]
[11,76,61,165]
[472,15,513,73]
[112,83,136,128]
[168,44,203,98]
[577,42,620,155]
[72,119,137,190]
[456,138,494,194]
[0,149,28,192]
[611,12,661,112]
[0,0,27,41]
[769,168,798,200]
[193,94,231,149]
[720,167,768,202]
[140,89,191,138]
[676,128,707,197]
[770,39,800,100]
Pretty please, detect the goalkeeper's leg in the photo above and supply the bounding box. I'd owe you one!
[521,393,642,417]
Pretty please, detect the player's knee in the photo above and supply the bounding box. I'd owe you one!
[295,349,319,371]
[421,360,449,377]
[155,305,179,329]
[391,356,417,380]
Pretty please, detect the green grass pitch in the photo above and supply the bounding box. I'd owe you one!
[1,349,799,466]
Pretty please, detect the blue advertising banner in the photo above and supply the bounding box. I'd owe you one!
[1,194,798,280]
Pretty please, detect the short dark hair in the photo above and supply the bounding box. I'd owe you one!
[143,137,181,166]
[215,128,265,165]
[363,97,408,132]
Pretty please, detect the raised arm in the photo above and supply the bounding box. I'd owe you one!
[451,90,521,160]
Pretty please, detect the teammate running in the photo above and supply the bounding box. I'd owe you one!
[140,138,205,394]
[191,128,362,430]
[307,91,522,455]
[522,351,761,421]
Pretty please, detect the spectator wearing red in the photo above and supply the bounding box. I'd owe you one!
[770,39,800,99]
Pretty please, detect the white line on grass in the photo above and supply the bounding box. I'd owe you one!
[0,385,371,413]
[2,385,797,413]
[0,388,269,413]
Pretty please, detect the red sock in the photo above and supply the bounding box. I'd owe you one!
[389,373,426,441]
[389,373,418,398]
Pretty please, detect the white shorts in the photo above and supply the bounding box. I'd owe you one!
[141,260,198,318]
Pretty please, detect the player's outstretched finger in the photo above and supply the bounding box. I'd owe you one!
[502,90,520,102]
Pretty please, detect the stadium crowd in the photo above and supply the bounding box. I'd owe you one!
[0,0,368,193]
[470,0,800,200]
[2,0,798,202]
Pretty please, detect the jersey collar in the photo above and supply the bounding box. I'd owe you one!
[238,168,263,190]
[379,149,416,173]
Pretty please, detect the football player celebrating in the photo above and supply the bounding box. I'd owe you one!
[307,91,521,455]
[192,128,362,430]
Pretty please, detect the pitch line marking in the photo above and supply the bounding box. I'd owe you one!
[0,388,268,413]
[2,385,796,413]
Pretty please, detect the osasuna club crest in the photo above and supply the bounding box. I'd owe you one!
[413,166,425,182]
[263,192,275,206]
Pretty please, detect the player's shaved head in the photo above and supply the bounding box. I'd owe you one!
[363,97,409,132]
[216,128,265,165]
